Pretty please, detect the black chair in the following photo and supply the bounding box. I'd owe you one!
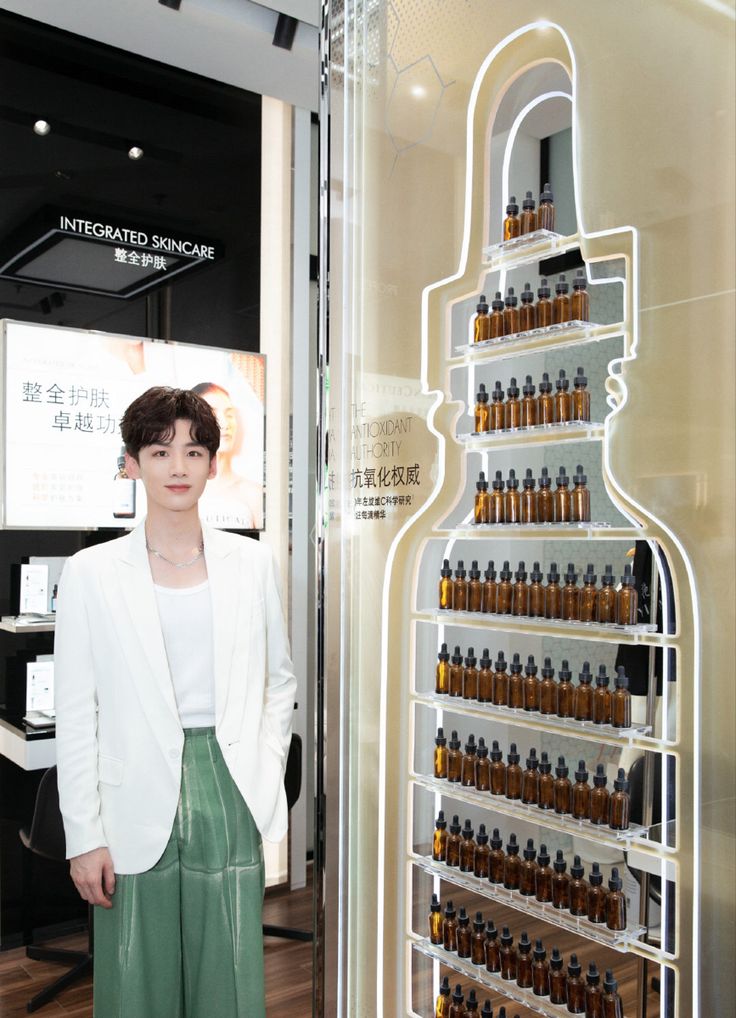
[19,765,93,1013]
[262,733,313,943]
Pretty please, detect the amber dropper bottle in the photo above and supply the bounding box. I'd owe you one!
[556,369,572,424]
[503,832,521,888]
[590,764,610,825]
[436,643,450,694]
[512,561,529,615]
[505,377,522,429]
[497,561,513,613]
[545,562,563,619]
[606,867,627,930]
[503,287,520,336]
[521,374,537,426]
[596,565,617,623]
[537,372,555,426]
[552,850,571,909]
[549,947,567,1005]
[482,561,498,613]
[492,650,509,707]
[521,748,540,805]
[536,844,553,901]
[572,366,591,421]
[569,855,588,916]
[463,648,479,700]
[539,658,558,716]
[490,472,506,524]
[522,655,540,711]
[554,756,572,814]
[448,984,464,1018]
[528,562,545,616]
[433,809,448,861]
[593,665,612,725]
[537,467,555,522]
[473,295,491,344]
[503,196,520,240]
[505,743,522,800]
[532,939,550,997]
[477,649,493,703]
[505,470,521,523]
[468,561,483,612]
[459,819,476,872]
[557,661,575,718]
[456,907,471,957]
[453,560,468,612]
[572,465,591,523]
[555,467,573,522]
[553,275,571,325]
[471,911,486,965]
[562,562,580,620]
[572,760,591,820]
[490,379,505,429]
[429,893,443,943]
[516,932,533,988]
[574,662,594,721]
[445,815,461,866]
[587,862,607,923]
[448,647,463,697]
[519,838,538,896]
[435,975,451,1018]
[507,652,524,708]
[434,728,448,779]
[579,564,597,622]
[499,927,517,980]
[536,279,553,329]
[475,474,490,525]
[538,182,555,231]
[490,293,505,339]
[538,753,554,810]
[447,732,462,782]
[474,383,490,433]
[520,191,537,234]
[489,826,505,880]
[474,823,490,877]
[484,919,500,972]
[461,734,478,786]
[520,284,537,333]
[475,739,490,792]
[566,954,586,1013]
[609,767,631,830]
[601,970,624,1018]
[571,269,590,322]
[611,667,632,728]
[585,964,603,1018]
[442,899,458,950]
[490,743,506,797]
[521,469,538,523]
[439,559,453,609]
[617,563,638,625]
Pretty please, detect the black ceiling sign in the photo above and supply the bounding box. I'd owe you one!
[0,206,224,299]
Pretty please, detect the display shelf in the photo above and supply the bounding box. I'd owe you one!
[415,609,664,646]
[458,421,604,450]
[0,618,55,633]
[481,229,577,268]
[448,322,624,367]
[412,692,658,751]
[412,773,656,852]
[0,714,56,770]
[438,522,640,539]
[411,852,648,954]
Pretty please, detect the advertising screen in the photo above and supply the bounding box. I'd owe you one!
[0,321,265,530]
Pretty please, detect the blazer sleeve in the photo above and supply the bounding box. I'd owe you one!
[54,554,108,859]
[262,547,297,760]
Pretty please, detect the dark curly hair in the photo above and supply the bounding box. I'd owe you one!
[120,386,221,461]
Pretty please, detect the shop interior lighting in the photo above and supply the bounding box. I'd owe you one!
[158,0,182,9]
[273,13,298,50]
[128,146,144,160]
[33,120,51,136]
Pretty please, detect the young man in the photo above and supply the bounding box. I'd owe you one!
[54,386,295,1018]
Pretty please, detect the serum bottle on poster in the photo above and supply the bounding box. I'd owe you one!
[113,446,136,519]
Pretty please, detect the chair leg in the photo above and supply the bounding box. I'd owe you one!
[262,922,313,942]
[21,847,34,946]
[26,954,92,1013]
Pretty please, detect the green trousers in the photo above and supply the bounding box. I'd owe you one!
[93,727,265,1018]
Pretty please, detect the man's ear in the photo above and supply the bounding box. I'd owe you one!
[124,451,141,479]
[208,453,218,481]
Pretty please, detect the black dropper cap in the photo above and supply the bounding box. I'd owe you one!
[477,738,489,760]
[557,466,570,487]
[550,947,563,971]
[490,826,502,849]
[476,472,488,492]
[538,466,551,489]
[523,654,536,676]
[609,866,623,892]
[448,731,461,751]
[484,560,496,580]
[522,191,535,210]
[553,849,567,873]
[530,561,543,583]
[523,838,536,861]
[570,854,585,880]
[441,558,452,577]
[458,906,470,927]
[539,370,552,393]
[438,642,450,662]
[615,666,629,690]
[593,763,608,788]
[506,833,519,855]
[533,938,546,961]
[547,561,560,583]
[518,932,532,954]
[435,727,447,747]
[479,648,492,670]
[587,963,600,986]
[500,560,512,581]
[564,561,578,584]
[558,659,572,682]
[583,562,596,584]
[496,650,508,671]
[568,953,581,978]
[603,970,618,994]
[435,810,447,829]
[476,294,489,313]
[455,559,466,578]
[444,898,456,918]
[451,647,463,666]
[439,975,451,997]
[492,470,504,491]
[538,844,551,867]
[464,733,477,755]
[452,983,464,1005]
[506,468,519,490]
[505,287,518,308]
[574,464,587,486]
[525,748,539,770]
[507,742,520,765]
[575,759,589,783]
[506,196,519,215]
[462,819,475,842]
[578,661,592,684]
[449,815,461,834]
[473,910,485,932]
[521,282,534,304]
[523,468,535,489]
[573,268,588,290]
[491,292,505,312]
[540,182,553,203]
[614,767,629,792]
[481,1001,493,1018]
[507,376,520,398]
[476,381,489,403]
[539,752,551,776]
[484,918,497,939]
[466,989,479,1012]
[601,563,615,585]
[556,368,569,391]
[430,892,441,913]
[492,381,504,403]
[515,560,527,581]
[477,823,489,844]
[556,756,568,779]
[621,562,636,586]
[541,656,554,679]
[523,376,536,399]
[589,861,603,887]
[469,560,481,580]
[555,274,569,294]
[594,665,609,691]
[500,926,513,947]
[574,366,587,387]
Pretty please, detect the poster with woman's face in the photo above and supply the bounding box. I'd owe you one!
[0,320,265,530]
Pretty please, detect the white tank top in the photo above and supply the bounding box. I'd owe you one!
[153,580,216,728]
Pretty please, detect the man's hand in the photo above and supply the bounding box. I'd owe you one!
[69,847,116,908]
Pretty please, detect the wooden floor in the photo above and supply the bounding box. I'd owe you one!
[0,873,314,1017]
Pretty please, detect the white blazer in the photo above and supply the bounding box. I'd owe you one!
[53,521,296,874]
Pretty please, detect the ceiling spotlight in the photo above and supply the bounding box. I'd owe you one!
[158,0,182,9]
[128,146,144,160]
[33,120,51,136]
[273,13,298,50]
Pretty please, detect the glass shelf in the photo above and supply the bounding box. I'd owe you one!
[439,522,640,539]
[458,421,604,450]
[482,229,575,269]
[448,321,625,366]
[415,609,664,646]
[412,773,654,851]
[411,852,648,954]
[412,692,657,750]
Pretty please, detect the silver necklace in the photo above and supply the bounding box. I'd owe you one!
[145,537,204,568]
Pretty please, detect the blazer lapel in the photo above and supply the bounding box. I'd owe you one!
[202,525,243,728]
